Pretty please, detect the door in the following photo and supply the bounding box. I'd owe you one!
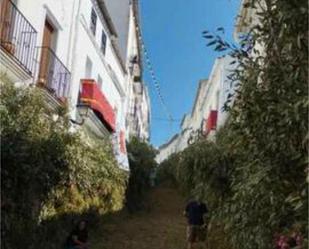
[38,20,54,86]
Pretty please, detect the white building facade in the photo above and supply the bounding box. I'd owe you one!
[69,0,131,169]
[156,134,180,164]
[0,0,74,99]
[156,56,235,163]
[125,0,151,142]
[0,0,150,170]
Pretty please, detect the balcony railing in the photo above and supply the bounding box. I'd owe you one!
[37,47,71,101]
[0,0,37,76]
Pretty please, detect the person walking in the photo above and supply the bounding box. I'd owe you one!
[184,198,208,249]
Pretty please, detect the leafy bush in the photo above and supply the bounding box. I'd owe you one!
[125,137,157,212]
[159,0,308,248]
[157,138,232,248]
[1,83,127,249]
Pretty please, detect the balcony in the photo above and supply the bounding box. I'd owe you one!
[37,47,71,102]
[80,79,116,132]
[132,63,141,82]
[129,56,141,82]
[0,0,37,80]
[204,110,218,136]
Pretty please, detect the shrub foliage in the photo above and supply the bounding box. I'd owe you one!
[125,137,157,212]
[1,83,127,249]
[159,0,308,248]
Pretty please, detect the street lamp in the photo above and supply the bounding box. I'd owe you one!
[70,103,90,126]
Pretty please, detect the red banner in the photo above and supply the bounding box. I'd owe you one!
[80,79,116,132]
[205,110,218,136]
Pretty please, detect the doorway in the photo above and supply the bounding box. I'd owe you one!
[38,19,55,86]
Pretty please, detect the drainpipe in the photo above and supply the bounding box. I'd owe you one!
[67,0,82,119]
[66,0,78,66]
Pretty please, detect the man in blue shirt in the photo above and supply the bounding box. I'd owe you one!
[184,198,208,249]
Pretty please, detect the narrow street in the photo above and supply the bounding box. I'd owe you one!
[1,0,307,248]
[91,186,205,249]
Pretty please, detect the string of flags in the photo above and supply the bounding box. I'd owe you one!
[132,14,174,122]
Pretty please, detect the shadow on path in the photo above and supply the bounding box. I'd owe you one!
[90,185,189,249]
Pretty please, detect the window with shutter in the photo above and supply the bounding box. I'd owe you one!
[90,8,97,36]
[101,30,107,55]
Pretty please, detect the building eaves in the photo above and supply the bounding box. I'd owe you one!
[180,114,188,127]
[110,39,127,73]
[95,0,127,73]
[180,113,192,129]
[132,0,142,58]
[158,134,179,150]
[96,0,118,37]
[191,79,208,116]
[131,0,144,78]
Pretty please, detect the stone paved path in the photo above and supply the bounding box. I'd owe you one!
[91,186,207,249]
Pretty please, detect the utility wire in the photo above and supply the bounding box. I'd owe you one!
[152,117,182,122]
[132,12,174,123]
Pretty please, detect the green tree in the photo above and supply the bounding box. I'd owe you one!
[1,83,127,249]
[159,0,308,248]
[125,137,157,212]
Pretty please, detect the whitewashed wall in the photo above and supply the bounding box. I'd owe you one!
[69,0,127,122]
[140,86,151,140]
[69,0,129,169]
[124,4,151,141]
[156,134,180,164]
[15,0,128,126]
[14,0,132,169]
[124,5,138,138]
[217,56,235,128]
[156,56,235,163]
[15,0,75,82]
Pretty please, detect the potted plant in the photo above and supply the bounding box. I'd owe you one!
[2,41,15,55]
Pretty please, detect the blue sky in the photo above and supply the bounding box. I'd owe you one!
[139,0,241,147]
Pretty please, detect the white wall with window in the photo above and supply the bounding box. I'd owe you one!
[124,3,151,141]
[69,0,125,110]
[156,134,181,164]
[67,0,131,169]
[156,56,235,163]
[5,0,147,170]
[16,0,74,69]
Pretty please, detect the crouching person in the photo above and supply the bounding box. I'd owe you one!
[66,220,89,249]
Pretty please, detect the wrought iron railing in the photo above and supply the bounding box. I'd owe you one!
[37,47,71,101]
[0,0,37,76]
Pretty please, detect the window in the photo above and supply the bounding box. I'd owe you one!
[85,57,92,78]
[90,8,97,36]
[101,30,107,55]
[97,74,103,89]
